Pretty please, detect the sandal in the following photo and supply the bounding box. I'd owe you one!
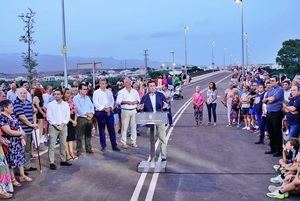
[0,192,13,199]
[72,156,78,160]
[11,179,21,187]
[19,176,32,182]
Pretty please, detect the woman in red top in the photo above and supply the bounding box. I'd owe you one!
[192,86,204,126]
[63,89,78,161]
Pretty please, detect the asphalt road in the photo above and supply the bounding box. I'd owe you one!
[10,71,298,201]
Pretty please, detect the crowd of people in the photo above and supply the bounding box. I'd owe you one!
[0,68,299,199]
[0,73,191,199]
[220,67,300,199]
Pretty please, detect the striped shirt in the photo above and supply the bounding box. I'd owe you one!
[13,97,34,135]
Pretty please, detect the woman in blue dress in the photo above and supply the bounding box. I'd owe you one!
[0,100,32,187]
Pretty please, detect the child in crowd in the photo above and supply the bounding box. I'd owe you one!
[240,86,251,130]
[270,139,299,184]
[248,82,258,130]
[273,139,299,173]
[230,89,240,126]
[253,84,266,144]
[267,151,300,199]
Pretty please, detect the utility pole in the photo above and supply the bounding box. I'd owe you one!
[144,49,149,70]
[170,50,175,74]
[61,0,68,88]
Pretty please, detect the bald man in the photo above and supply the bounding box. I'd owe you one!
[116,78,140,148]
[14,87,38,171]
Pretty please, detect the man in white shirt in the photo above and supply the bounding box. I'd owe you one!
[116,77,140,148]
[93,79,120,152]
[47,88,71,170]
[7,83,17,102]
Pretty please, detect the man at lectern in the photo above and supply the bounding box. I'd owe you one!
[140,80,168,162]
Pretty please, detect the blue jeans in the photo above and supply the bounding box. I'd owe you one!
[207,103,217,123]
[259,116,267,141]
[288,124,300,138]
[255,112,262,128]
[95,111,117,149]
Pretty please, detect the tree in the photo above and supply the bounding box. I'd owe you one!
[19,8,38,85]
[276,39,300,78]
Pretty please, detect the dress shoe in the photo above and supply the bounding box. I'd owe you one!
[112,147,121,152]
[161,158,167,162]
[25,167,37,171]
[49,163,57,170]
[273,152,282,157]
[265,151,275,155]
[60,161,72,166]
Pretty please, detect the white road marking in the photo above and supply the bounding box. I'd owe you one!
[130,72,231,201]
[144,74,233,201]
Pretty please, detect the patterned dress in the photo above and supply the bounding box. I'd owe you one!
[0,130,13,193]
[0,114,25,169]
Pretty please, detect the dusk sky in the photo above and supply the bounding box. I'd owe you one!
[1,0,300,67]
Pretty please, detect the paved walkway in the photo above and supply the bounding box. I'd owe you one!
[9,71,298,201]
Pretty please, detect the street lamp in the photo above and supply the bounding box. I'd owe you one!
[244,33,249,71]
[211,41,215,70]
[61,0,68,88]
[235,0,245,77]
[184,26,189,75]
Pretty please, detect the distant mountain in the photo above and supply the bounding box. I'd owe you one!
[0,53,173,74]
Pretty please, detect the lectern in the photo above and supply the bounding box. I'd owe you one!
[136,112,168,173]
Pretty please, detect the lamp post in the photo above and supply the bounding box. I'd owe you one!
[170,50,175,74]
[235,0,245,77]
[184,26,189,75]
[244,32,249,71]
[61,0,68,88]
[144,49,149,70]
[211,41,215,70]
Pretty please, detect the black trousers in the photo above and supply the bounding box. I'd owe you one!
[266,111,283,153]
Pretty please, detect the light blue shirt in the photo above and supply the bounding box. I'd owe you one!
[73,94,95,117]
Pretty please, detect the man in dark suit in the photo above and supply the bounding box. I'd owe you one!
[140,80,168,161]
